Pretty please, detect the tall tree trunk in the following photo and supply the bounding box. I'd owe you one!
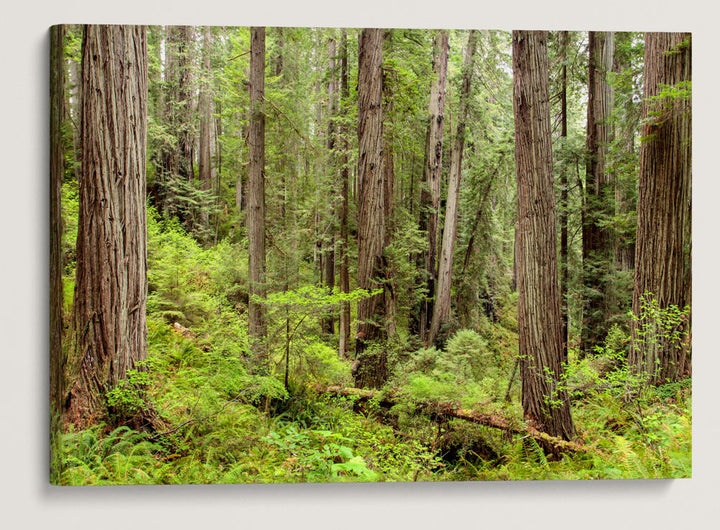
[512,30,575,441]
[630,32,691,385]
[50,24,66,482]
[558,31,570,361]
[581,31,615,356]
[198,26,214,237]
[173,25,195,182]
[354,28,386,388]
[612,32,637,273]
[322,36,338,335]
[248,27,268,365]
[65,25,148,426]
[417,30,449,343]
[338,29,352,359]
[428,30,477,348]
[162,25,195,225]
[382,29,397,338]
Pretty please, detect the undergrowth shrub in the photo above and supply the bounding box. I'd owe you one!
[445,328,490,380]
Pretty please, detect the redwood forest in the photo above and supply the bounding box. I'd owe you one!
[49,25,691,484]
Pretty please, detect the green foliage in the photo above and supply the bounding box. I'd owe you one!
[391,328,510,411]
[147,208,218,325]
[61,425,166,485]
[631,293,690,360]
[445,329,490,380]
[57,27,690,486]
[106,364,153,417]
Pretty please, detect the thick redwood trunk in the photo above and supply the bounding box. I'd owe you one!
[66,25,148,426]
[50,25,66,414]
[248,27,268,365]
[512,30,575,441]
[354,28,386,388]
[50,25,66,482]
[630,33,691,385]
[428,30,477,348]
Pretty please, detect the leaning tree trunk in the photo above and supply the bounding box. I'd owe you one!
[512,30,575,441]
[248,26,268,367]
[65,25,148,427]
[428,30,477,348]
[581,31,615,356]
[630,32,692,385]
[418,30,449,343]
[354,28,386,389]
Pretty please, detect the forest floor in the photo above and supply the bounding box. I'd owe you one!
[55,209,691,485]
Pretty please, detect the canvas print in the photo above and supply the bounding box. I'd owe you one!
[49,25,691,485]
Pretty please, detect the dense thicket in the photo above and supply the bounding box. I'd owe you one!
[51,26,691,484]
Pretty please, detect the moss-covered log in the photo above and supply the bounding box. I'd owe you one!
[314,384,591,455]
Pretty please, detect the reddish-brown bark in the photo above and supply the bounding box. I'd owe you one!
[513,30,575,441]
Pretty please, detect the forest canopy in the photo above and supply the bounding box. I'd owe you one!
[49,25,691,485]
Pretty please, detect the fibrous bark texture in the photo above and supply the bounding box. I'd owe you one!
[512,30,575,441]
[355,28,386,388]
[66,25,148,426]
[50,25,66,413]
[630,32,692,385]
[50,24,66,483]
[248,26,268,365]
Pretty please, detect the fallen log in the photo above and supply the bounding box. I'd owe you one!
[313,384,592,455]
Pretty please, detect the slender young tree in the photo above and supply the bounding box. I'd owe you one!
[581,31,615,356]
[354,28,386,388]
[168,25,195,182]
[337,29,352,358]
[417,30,449,343]
[512,30,575,441]
[630,32,691,385]
[557,30,570,361]
[248,26,268,365]
[382,29,397,338]
[611,32,641,273]
[65,25,149,426]
[321,35,338,335]
[428,29,477,347]
[198,25,215,237]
